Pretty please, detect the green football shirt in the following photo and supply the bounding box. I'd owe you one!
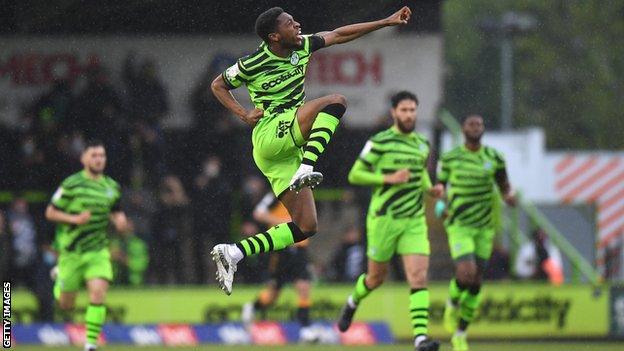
[352,127,432,219]
[437,145,507,228]
[221,35,325,122]
[50,170,121,253]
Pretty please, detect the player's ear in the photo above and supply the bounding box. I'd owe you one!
[268,32,279,43]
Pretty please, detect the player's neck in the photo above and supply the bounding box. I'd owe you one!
[83,169,103,180]
[464,141,481,152]
[267,43,292,58]
[392,124,412,135]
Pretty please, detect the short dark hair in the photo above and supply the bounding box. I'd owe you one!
[83,139,105,152]
[391,91,419,108]
[255,7,284,42]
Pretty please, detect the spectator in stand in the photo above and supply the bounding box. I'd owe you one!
[123,53,169,128]
[7,198,54,320]
[72,65,129,182]
[191,155,232,283]
[110,219,149,286]
[16,134,50,189]
[150,175,193,284]
[72,65,123,141]
[189,63,235,156]
[31,79,74,135]
[484,241,510,280]
[515,228,564,285]
[134,123,167,188]
[0,210,9,286]
[327,226,365,282]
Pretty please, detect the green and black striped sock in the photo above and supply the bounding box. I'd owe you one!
[235,222,306,257]
[410,288,430,339]
[85,303,106,346]
[301,104,345,167]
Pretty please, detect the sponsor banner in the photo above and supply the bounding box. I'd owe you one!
[66,323,106,345]
[0,34,442,128]
[610,285,624,337]
[157,324,198,346]
[12,283,609,339]
[10,321,392,344]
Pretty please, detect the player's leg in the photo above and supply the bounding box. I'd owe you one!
[57,291,78,311]
[54,252,81,311]
[243,253,282,326]
[456,228,494,336]
[337,259,388,332]
[234,188,318,256]
[294,279,312,327]
[289,94,347,191]
[338,213,395,331]
[397,219,439,351]
[212,189,317,294]
[243,283,280,326]
[402,255,438,351]
[83,249,113,351]
[443,226,475,335]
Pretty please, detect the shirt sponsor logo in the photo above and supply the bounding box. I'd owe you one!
[261,66,304,90]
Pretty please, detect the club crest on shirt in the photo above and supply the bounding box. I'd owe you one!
[106,188,114,198]
[290,52,300,65]
[484,161,493,170]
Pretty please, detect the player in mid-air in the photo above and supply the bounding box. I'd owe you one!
[336,91,442,351]
[210,6,413,294]
[433,114,515,351]
[46,140,127,351]
[241,192,316,342]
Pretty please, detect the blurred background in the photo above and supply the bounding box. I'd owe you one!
[1,0,623,347]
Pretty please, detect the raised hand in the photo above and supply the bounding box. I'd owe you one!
[385,6,412,26]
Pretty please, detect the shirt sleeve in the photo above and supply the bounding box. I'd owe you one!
[221,59,248,89]
[494,149,507,171]
[308,35,325,53]
[358,140,383,168]
[348,140,385,186]
[111,197,122,212]
[50,186,70,211]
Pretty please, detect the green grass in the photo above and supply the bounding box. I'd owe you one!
[15,342,623,351]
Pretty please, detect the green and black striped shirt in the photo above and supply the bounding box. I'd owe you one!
[354,127,432,220]
[50,170,121,253]
[222,35,324,118]
[438,145,507,228]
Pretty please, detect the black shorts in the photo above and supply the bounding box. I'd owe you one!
[267,246,311,288]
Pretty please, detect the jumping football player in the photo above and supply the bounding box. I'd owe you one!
[210,6,413,294]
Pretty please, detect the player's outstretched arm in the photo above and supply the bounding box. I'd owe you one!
[211,75,263,127]
[318,6,411,47]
